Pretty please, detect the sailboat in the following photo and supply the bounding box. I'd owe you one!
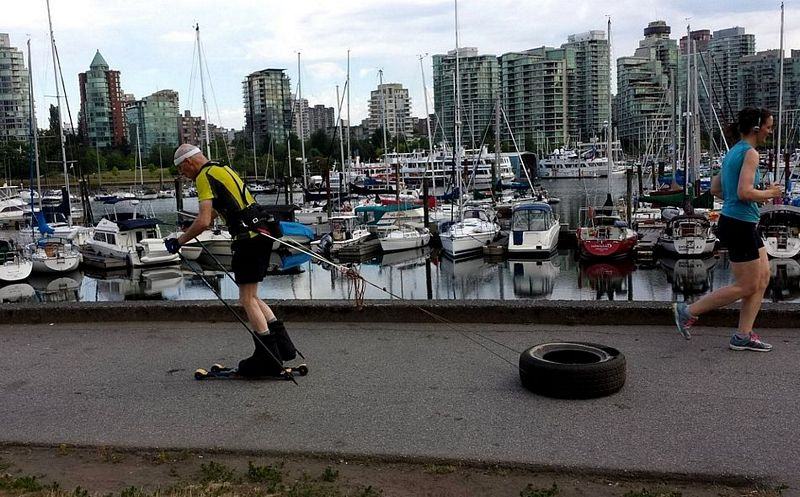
[25,18,82,274]
[576,18,637,260]
[440,1,500,258]
[0,240,33,283]
[656,24,716,258]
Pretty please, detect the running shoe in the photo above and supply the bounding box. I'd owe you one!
[729,332,773,352]
[672,302,696,340]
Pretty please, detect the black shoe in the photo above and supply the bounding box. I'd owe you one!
[237,333,284,377]
[268,320,298,361]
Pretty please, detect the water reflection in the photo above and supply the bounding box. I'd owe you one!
[659,256,718,299]
[510,258,559,297]
[29,272,83,302]
[88,266,184,301]
[0,283,36,303]
[768,258,800,302]
[578,258,636,300]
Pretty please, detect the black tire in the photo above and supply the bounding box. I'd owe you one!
[297,365,309,376]
[210,364,224,373]
[194,369,207,380]
[519,342,626,399]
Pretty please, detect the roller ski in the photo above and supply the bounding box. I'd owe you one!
[194,321,305,382]
[194,362,308,380]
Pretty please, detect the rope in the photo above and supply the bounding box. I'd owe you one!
[253,228,519,368]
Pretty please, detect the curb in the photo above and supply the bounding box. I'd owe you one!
[2,299,799,328]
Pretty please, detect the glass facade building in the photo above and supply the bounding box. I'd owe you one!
[243,69,292,146]
[0,33,30,143]
[125,90,179,155]
[78,50,125,147]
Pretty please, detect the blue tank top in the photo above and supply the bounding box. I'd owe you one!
[720,140,760,223]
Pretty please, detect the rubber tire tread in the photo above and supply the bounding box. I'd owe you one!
[519,342,626,399]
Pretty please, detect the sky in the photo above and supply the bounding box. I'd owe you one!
[5,0,800,132]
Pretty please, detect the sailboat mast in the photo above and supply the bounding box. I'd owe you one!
[27,39,42,210]
[777,1,785,183]
[252,129,258,179]
[606,17,613,197]
[346,49,352,167]
[336,84,345,185]
[379,69,389,165]
[454,0,462,214]
[419,54,436,193]
[46,0,72,225]
[671,69,678,189]
[297,52,307,190]
[136,124,143,186]
[196,24,211,159]
[684,24,692,196]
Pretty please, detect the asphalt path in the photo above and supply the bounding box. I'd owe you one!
[0,320,797,486]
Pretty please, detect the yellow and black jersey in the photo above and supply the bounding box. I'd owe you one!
[195,161,257,237]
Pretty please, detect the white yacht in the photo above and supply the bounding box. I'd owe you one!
[759,205,800,259]
[507,202,560,255]
[657,211,716,257]
[440,206,500,258]
[0,240,33,283]
[379,225,431,252]
[28,239,81,274]
[83,200,178,267]
[314,215,378,255]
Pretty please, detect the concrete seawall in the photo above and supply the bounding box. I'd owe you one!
[2,299,798,328]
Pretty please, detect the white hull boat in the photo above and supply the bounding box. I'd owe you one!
[380,227,431,252]
[0,256,33,283]
[759,205,800,259]
[30,244,82,273]
[657,215,716,257]
[507,202,560,255]
[441,219,499,258]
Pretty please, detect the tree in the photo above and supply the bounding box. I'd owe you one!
[370,127,392,150]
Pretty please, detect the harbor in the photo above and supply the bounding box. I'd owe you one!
[4,176,799,304]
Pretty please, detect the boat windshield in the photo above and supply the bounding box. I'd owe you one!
[512,210,552,231]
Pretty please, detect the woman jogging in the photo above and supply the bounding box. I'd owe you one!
[672,107,783,351]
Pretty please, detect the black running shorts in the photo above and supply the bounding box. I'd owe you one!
[717,214,763,263]
[231,235,273,284]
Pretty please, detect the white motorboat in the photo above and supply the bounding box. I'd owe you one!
[657,212,716,257]
[759,204,800,259]
[83,200,178,267]
[158,189,176,199]
[507,202,560,256]
[314,215,379,255]
[0,240,33,283]
[440,206,500,258]
[379,226,431,252]
[28,239,82,274]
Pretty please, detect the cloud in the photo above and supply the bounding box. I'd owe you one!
[160,31,195,44]
[5,0,799,129]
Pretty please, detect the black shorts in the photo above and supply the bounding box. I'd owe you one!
[231,235,272,284]
[717,214,763,263]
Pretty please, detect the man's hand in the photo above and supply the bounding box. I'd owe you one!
[164,238,181,254]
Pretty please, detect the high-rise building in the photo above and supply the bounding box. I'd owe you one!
[562,30,610,141]
[615,21,678,152]
[178,110,205,147]
[500,47,574,149]
[125,90,179,154]
[432,48,500,146]
[307,104,335,136]
[292,97,310,140]
[0,34,30,143]
[706,27,755,123]
[243,69,292,146]
[367,83,413,138]
[739,49,800,114]
[78,50,126,148]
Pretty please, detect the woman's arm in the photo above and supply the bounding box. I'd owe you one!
[711,173,723,199]
[737,149,781,202]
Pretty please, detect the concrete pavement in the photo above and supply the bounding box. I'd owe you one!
[0,320,797,486]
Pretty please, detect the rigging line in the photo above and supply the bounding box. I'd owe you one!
[464,101,495,193]
[257,232,518,367]
[187,33,198,117]
[197,38,233,166]
[52,42,80,175]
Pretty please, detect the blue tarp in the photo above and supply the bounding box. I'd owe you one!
[279,221,314,240]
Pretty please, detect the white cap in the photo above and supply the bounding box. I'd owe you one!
[174,144,202,166]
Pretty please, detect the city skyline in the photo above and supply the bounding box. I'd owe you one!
[5,0,800,132]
